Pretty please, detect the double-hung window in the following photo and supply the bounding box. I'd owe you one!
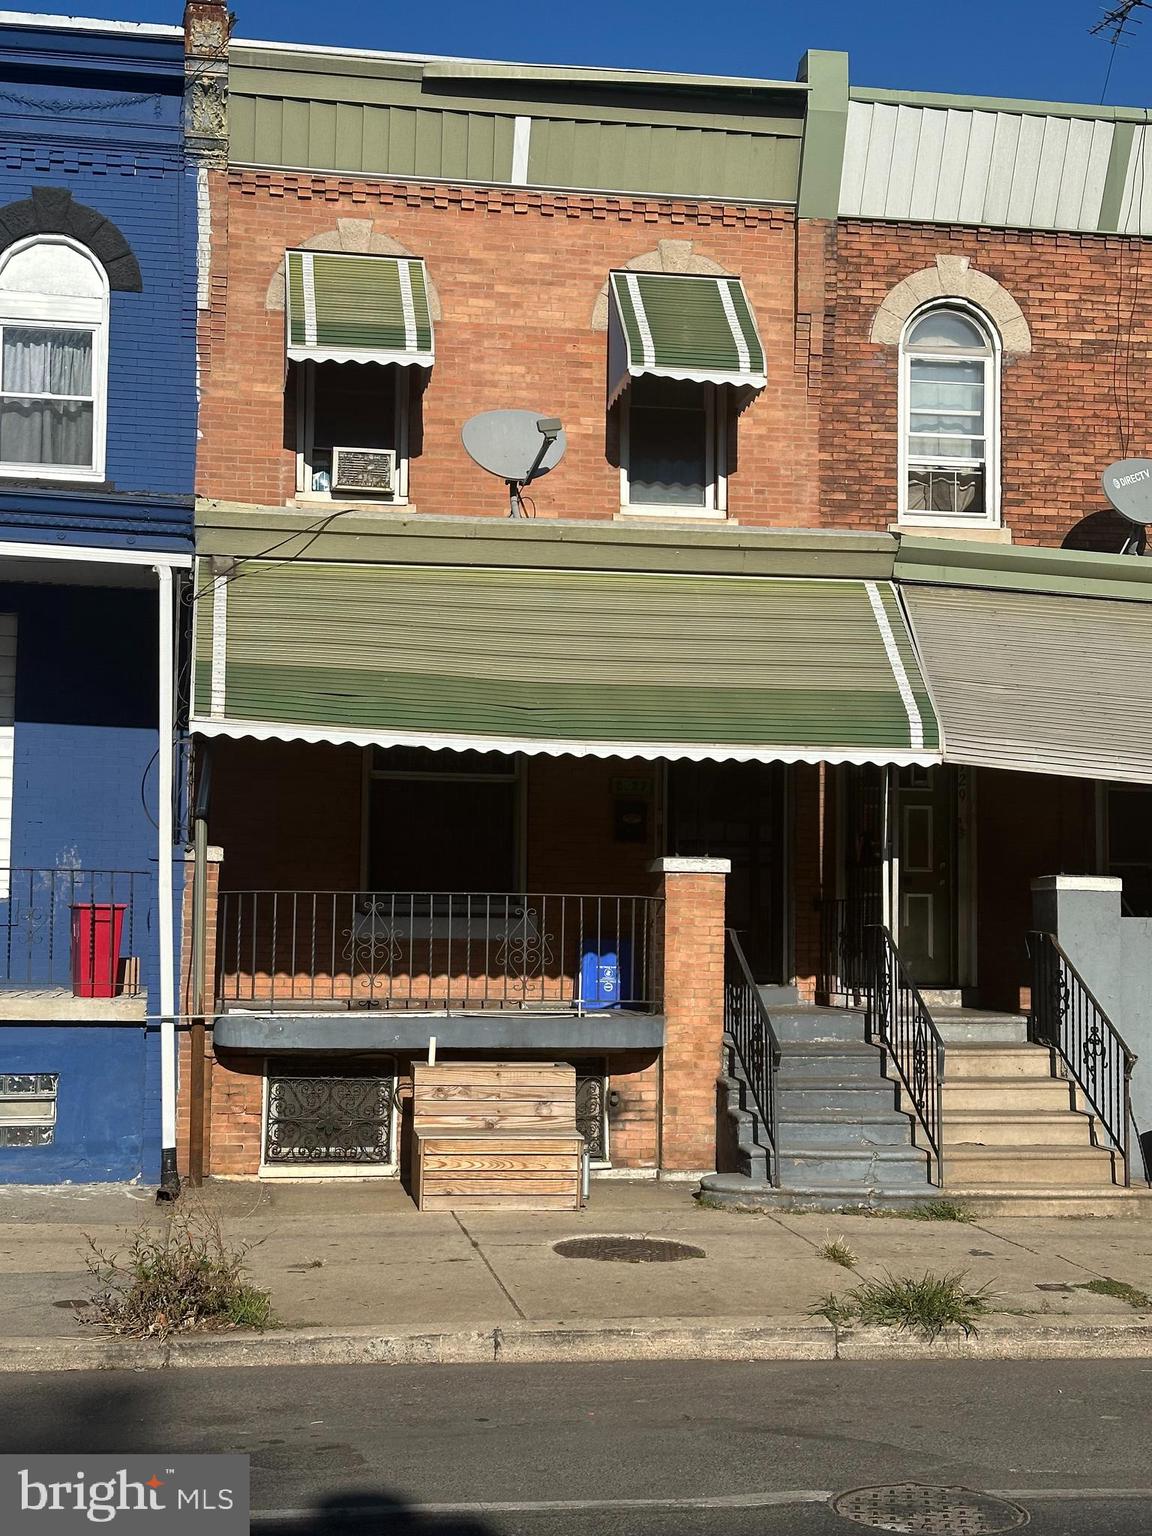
[621,376,725,514]
[901,305,998,526]
[0,238,108,481]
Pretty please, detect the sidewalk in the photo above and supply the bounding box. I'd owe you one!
[1,1180,1150,1367]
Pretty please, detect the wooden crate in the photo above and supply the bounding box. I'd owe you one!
[412,1061,583,1211]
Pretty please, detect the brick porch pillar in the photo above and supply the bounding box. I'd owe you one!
[650,855,730,1177]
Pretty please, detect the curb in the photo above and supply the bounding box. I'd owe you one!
[5,1314,1152,1371]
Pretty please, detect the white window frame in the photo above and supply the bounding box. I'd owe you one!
[294,358,409,505]
[898,300,1000,530]
[619,378,727,518]
[0,236,109,483]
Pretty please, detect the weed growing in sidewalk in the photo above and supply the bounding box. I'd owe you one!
[883,1200,976,1224]
[810,1270,993,1339]
[818,1237,858,1269]
[82,1198,275,1340]
[1076,1277,1152,1310]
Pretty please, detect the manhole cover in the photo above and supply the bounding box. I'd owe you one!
[833,1483,1028,1534]
[552,1236,704,1263]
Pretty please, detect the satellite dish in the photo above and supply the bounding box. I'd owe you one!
[1102,459,1152,553]
[462,410,566,517]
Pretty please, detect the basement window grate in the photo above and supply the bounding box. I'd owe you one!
[264,1066,395,1166]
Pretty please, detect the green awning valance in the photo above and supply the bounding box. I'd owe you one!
[608,270,766,406]
[285,250,434,367]
[192,560,939,765]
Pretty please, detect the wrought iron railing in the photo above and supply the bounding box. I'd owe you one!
[818,894,881,1006]
[217,890,662,1013]
[724,928,781,1185]
[1028,930,1136,1186]
[864,924,944,1184]
[0,868,145,998]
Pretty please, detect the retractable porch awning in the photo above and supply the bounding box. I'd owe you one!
[607,271,766,408]
[285,250,434,367]
[191,561,940,765]
[902,582,1152,784]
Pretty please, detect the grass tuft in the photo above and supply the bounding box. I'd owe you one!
[82,1198,275,1341]
[811,1269,993,1340]
[818,1236,858,1270]
[1076,1277,1152,1310]
[888,1200,976,1224]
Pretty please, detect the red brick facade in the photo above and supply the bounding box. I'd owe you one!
[196,171,821,526]
[818,220,1152,549]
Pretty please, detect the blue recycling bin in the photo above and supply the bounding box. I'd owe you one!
[580,940,633,1009]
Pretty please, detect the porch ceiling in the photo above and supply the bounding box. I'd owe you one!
[190,559,941,765]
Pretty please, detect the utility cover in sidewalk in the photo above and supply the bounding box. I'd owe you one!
[832,1483,1028,1534]
[552,1236,704,1263]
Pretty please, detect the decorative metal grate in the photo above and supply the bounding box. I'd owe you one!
[864,925,945,1185]
[575,1068,607,1162]
[264,1071,395,1166]
[832,1483,1027,1534]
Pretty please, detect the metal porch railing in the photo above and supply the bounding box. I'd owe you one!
[1027,930,1137,1186]
[723,928,781,1185]
[0,868,145,997]
[216,890,663,1013]
[818,894,881,1007]
[864,924,945,1185]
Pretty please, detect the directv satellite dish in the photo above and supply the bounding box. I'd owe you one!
[462,410,566,518]
[1102,458,1152,554]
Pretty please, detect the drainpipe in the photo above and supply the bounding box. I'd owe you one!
[187,745,213,1185]
[156,564,179,1200]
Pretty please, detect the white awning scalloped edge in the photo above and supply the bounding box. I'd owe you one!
[286,346,435,368]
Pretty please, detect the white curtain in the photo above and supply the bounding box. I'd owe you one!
[0,326,94,468]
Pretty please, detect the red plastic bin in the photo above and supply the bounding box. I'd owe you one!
[70,903,126,999]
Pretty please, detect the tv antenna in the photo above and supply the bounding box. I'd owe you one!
[1101,457,1152,552]
[1092,1,1151,99]
[461,411,567,518]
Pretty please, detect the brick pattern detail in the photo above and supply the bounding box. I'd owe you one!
[196,170,819,525]
[820,220,1152,548]
[655,867,727,1173]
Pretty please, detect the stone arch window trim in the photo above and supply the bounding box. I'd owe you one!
[589,239,732,330]
[0,187,141,293]
[265,219,442,319]
[870,254,1031,355]
[898,297,1002,530]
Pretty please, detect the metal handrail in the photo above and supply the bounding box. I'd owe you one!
[724,928,781,1186]
[864,924,945,1185]
[1027,929,1137,1186]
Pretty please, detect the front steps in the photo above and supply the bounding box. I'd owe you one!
[709,1007,933,1212]
[939,1041,1123,1198]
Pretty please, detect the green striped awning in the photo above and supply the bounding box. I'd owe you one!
[608,271,766,406]
[285,250,434,367]
[191,560,940,766]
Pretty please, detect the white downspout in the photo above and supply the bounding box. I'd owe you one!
[156,563,179,1197]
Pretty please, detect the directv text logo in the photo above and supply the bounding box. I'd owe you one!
[3,1457,248,1534]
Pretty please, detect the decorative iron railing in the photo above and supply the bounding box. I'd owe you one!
[724,928,781,1185]
[217,890,662,1013]
[818,894,881,1007]
[0,868,145,998]
[1028,930,1136,1186]
[864,924,944,1184]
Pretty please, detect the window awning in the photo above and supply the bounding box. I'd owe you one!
[902,583,1152,784]
[191,560,940,766]
[285,250,434,368]
[608,271,766,407]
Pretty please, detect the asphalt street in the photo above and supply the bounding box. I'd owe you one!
[2,1360,1151,1534]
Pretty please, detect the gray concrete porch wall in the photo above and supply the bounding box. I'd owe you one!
[1031,876,1152,1140]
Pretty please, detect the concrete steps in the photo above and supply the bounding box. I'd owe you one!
[942,1108,1095,1147]
[945,1144,1118,1186]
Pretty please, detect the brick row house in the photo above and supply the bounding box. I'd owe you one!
[175,6,1152,1205]
[0,11,198,1184]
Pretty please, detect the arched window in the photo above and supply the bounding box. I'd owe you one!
[0,237,108,480]
[901,304,998,526]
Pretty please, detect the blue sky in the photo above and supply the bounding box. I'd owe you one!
[29,0,1152,107]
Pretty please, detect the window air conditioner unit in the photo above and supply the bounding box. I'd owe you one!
[331,446,396,495]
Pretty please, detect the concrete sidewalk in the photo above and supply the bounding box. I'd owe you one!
[1,1180,1151,1365]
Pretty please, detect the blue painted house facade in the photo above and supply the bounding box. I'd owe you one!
[0,10,197,1183]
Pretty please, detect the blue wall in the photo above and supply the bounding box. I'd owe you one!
[0,23,196,550]
[0,1025,154,1183]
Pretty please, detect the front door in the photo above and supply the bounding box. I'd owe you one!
[895,766,956,987]
[667,761,787,983]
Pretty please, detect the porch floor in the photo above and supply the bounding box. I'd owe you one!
[213,1008,666,1053]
